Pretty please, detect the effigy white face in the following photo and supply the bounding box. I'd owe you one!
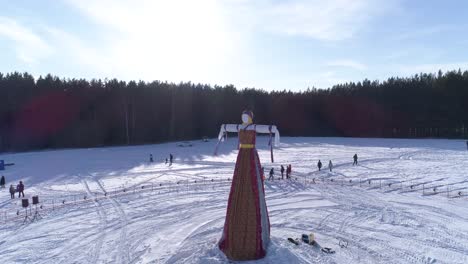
[242,114,251,124]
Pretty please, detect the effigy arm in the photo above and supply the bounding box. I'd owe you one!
[254,125,280,147]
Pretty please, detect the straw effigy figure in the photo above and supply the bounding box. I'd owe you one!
[214,110,280,261]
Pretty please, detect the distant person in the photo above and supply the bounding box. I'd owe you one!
[9,184,15,199]
[286,164,292,179]
[165,158,168,164]
[280,165,285,179]
[268,168,274,181]
[329,160,333,172]
[0,175,5,188]
[466,141,468,150]
[149,154,154,163]
[353,154,358,166]
[317,160,322,171]
[17,181,25,198]
[169,154,173,165]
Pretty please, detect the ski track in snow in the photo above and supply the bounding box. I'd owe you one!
[0,137,468,263]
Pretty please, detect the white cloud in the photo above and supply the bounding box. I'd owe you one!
[328,60,367,71]
[42,27,112,77]
[0,17,53,64]
[60,0,398,87]
[66,0,241,84]
[0,0,403,90]
[227,0,398,41]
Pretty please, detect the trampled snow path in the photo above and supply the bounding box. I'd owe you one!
[0,137,467,263]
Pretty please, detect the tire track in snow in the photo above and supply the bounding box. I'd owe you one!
[81,178,107,264]
[312,182,468,264]
[92,175,131,264]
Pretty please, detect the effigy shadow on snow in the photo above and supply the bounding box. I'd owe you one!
[165,237,306,264]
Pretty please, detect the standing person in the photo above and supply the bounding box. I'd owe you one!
[329,160,333,172]
[280,165,285,180]
[149,154,154,163]
[9,184,15,199]
[169,154,173,165]
[287,164,292,179]
[268,168,274,181]
[165,158,168,164]
[17,181,25,198]
[317,160,322,171]
[466,141,468,150]
[0,175,5,188]
[353,154,358,166]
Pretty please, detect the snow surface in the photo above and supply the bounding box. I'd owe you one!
[0,137,468,264]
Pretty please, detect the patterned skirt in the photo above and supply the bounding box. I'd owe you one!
[219,148,270,260]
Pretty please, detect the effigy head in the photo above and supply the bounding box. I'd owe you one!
[241,110,254,124]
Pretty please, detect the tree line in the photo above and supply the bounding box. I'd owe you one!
[1,69,468,152]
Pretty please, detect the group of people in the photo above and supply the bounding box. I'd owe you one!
[1,175,25,199]
[165,153,173,165]
[10,181,25,199]
[149,153,174,165]
[317,160,333,172]
[258,154,361,181]
[317,154,358,172]
[265,164,292,181]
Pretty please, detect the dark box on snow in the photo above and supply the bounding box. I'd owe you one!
[32,196,39,205]
[22,198,29,208]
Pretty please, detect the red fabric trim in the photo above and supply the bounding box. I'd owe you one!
[219,147,242,251]
[250,147,262,258]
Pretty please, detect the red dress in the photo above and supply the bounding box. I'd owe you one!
[219,128,270,260]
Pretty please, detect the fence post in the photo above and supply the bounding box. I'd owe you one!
[359,178,362,187]
[379,180,382,189]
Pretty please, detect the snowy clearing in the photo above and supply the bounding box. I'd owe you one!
[0,137,468,264]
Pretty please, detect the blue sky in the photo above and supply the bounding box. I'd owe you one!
[1,0,468,91]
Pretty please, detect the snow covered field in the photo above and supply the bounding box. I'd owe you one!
[0,137,468,264]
